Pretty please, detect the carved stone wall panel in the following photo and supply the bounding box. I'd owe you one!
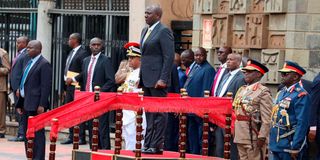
[212,15,233,47]
[218,0,230,13]
[233,31,246,48]
[194,0,203,14]
[232,48,249,57]
[229,0,250,14]
[261,49,285,84]
[193,14,202,30]
[192,30,201,48]
[268,32,285,48]
[202,0,219,14]
[202,19,214,48]
[245,14,269,48]
[251,0,265,13]
[264,0,287,13]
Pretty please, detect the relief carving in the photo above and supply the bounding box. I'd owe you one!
[264,0,287,13]
[245,14,268,48]
[232,48,249,57]
[218,0,230,13]
[212,15,233,47]
[202,19,213,48]
[194,0,203,14]
[251,0,265,13]
[261,49,285,84]
[268,32,285,48]
[202,0,219,14]
[229,0,249,14]
[233,31,246,48]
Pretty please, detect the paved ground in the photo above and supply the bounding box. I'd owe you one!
[0,135,90,160]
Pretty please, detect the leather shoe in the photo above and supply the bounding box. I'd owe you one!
[60,139,73,144]
[8,136,24,142]
[0,133,4,138]
[142,148,163,154]
[79,139,87,145]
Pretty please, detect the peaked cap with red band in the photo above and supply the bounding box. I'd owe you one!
[242,59,269,74]
[278,61,306,76]
[124,42,141,57]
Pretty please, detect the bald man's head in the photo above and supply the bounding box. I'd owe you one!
[145,4,162,26]
[90,37,104,55]
[181,49,194,68]
[27,40,42,58]
[226,53,242,71]
[16,36,29,51]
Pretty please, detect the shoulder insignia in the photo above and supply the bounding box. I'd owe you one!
[298,92,307,97]
[253,83,260,91]
[295,87,301,92]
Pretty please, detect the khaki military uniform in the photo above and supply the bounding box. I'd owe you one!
[233,82,273,160]
[0,48,10,134]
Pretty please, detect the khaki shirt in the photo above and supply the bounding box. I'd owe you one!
[0,48,10,92]
[233,82,273,144]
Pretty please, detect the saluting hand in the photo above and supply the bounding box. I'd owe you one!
[154,80,167,89]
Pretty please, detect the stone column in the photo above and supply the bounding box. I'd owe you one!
[36,0,55,62]
[129,0,146,42]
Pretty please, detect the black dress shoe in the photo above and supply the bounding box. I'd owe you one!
[60,139,73,144]
[142,148,163,154]
[8,136,24,142]
[79,140,87,145]
[0,133,4,138]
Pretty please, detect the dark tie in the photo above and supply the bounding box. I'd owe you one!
[64,50,74,76]
[215,72,231,96]
[85,57,96,91]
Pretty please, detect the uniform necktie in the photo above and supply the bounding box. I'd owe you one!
[215,72,231,96]
[20,60,33,97]
[85,57,96,91]
[64,50,74,76]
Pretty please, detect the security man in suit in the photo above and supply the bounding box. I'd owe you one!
[61,33,90,145]
[270,61,311,160]
[16,40,52,160]
[233,59,272,160]
[139,4,174,154]
[9,36,30,141]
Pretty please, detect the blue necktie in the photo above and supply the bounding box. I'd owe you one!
[20,60,33,91]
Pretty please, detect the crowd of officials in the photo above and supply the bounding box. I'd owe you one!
[0,4,319,160]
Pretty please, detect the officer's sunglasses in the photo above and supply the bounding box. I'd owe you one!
[280,72,292,76]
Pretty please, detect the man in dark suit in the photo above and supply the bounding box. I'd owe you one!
[212,53,245,160]
[139,4,174,154]
[67,37,115,149]
[8,36,30,141]
[16,40,52,160]
[309,73,320,159]
[61,33,90,145]
[184,47,216,154]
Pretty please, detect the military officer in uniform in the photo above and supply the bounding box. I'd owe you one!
[270,61,311,160]
[233,59,272,160]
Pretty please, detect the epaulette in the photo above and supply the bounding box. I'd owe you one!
[298,92,307,97]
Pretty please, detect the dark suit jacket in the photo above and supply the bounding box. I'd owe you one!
[140,22,174,88]
[221,70,246,98]
[67,46,90,74]
[75,54,115,92]
[16,56,52,111]
[168,64,180,93]
[10,49,30,92]
[310,73,320,144]
[184,61,215,97]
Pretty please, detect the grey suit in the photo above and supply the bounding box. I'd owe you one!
[213,70,245,159]
[140,22,174,149]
